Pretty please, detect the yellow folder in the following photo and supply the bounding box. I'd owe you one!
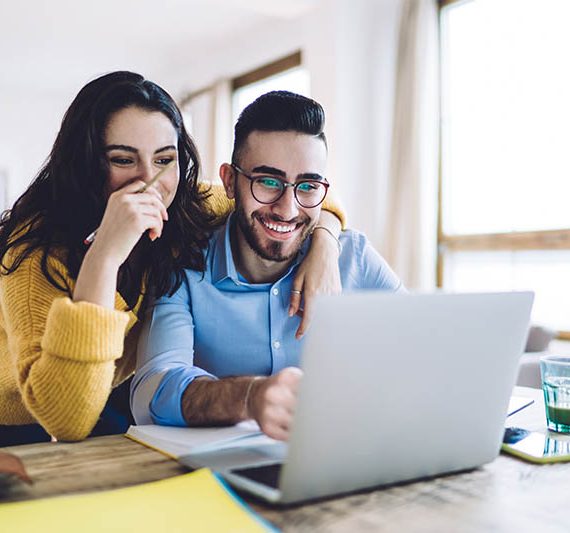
[0,468,274,532]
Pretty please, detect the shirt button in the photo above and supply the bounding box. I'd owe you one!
[272,288,279,296]
[273,341,281,349]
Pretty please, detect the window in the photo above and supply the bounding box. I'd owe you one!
[232,52,310,125]
[178,52,309,184]
[439,0,570,333]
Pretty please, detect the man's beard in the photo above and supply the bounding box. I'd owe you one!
[234,204,314,263]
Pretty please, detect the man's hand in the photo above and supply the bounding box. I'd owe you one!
[247,367,303,441]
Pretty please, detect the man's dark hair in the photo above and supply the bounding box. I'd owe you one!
[231,90,327,165]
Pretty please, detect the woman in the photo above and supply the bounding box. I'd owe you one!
[0,71,344,446]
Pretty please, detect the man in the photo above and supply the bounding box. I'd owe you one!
[132,91,404,441]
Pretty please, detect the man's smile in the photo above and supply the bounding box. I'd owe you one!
[256,215,305,241]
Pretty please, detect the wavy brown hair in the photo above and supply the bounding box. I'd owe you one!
[0,71,217,311]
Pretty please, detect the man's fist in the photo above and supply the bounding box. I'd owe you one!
[247,367,303,441]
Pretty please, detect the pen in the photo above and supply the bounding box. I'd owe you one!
[83,160,176,245]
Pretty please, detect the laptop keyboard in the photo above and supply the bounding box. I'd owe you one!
[231,463,283,489]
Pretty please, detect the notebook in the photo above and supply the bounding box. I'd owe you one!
[126,394,533,462]
[0,468,273,532]
[507,396,534,417]
[126,420,263,459]
[180,291,534,504]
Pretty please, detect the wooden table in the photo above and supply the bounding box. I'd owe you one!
[2,387,570,532]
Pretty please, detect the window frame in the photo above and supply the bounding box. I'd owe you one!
[232,51,302,92]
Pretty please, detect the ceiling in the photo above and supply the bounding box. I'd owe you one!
[0,0,319,95]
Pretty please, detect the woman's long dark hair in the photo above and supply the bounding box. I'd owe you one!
[0,71,217,312]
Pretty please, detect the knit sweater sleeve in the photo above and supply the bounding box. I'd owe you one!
[201,182,347,229]
[0,249,130,441]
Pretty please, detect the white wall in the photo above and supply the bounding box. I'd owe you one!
[0,88,72,205]
[309,0,403,249]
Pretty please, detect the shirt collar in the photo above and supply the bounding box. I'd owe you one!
[210,213,310,286]
[210,215,236,285]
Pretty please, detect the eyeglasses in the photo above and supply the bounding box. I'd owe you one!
[231,164,329,208]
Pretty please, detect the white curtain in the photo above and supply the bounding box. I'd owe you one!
[312,0,439,290]
[181,79,232,184]
[383,0,439,290]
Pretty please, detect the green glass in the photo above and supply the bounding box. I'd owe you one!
[540,356,570,433]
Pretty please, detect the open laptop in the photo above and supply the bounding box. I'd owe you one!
[180,291,534,504]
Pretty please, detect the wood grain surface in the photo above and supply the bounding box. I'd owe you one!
[2,387,570,532]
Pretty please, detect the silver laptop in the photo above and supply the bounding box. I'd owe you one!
[180,291,533,504]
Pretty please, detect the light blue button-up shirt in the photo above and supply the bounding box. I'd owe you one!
[131,217,404,425]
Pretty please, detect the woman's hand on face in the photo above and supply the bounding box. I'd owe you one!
[289,230,341,339]
[90,181,169,268]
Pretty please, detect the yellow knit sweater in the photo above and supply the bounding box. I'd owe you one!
[0,184,344,440]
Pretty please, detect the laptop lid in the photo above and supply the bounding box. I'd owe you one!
[276,291,533,503]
